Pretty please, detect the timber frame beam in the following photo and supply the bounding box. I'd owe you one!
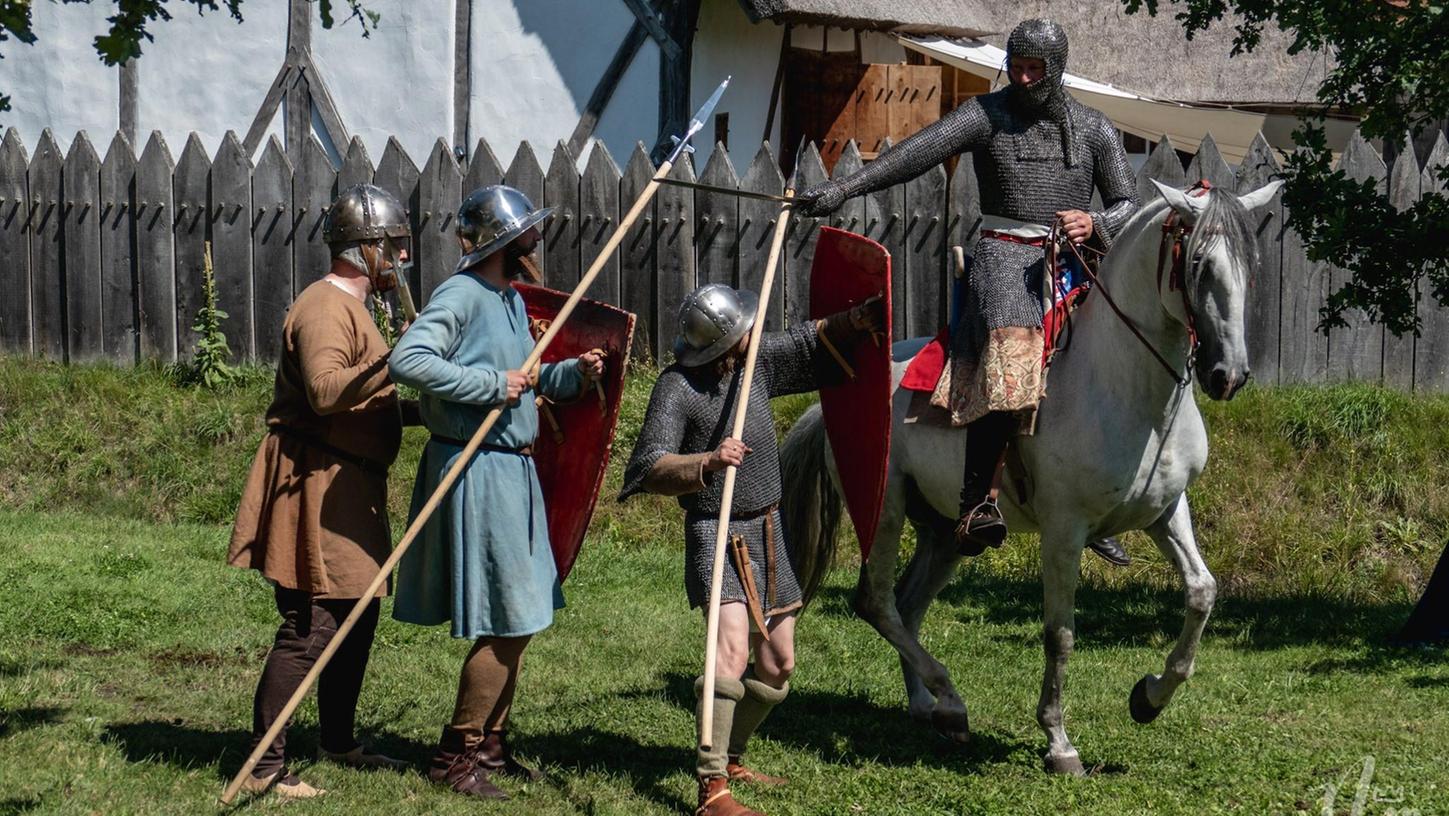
[242,0,352,161]
[621,0,683,60]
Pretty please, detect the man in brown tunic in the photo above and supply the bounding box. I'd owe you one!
[227,184,416,799]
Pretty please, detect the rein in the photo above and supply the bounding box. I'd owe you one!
[1044,179,1214,388]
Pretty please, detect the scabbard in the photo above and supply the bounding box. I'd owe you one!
[729,533,771,641]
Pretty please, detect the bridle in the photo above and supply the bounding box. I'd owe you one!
[1046,179,1214,388]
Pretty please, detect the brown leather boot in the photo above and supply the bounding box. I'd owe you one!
[726,757,788,786]
[479,729,543,782]
[696,776,764,816]
[427,727,507,800]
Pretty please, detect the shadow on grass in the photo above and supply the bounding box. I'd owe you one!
[524,726,692,814]
[101,720,431,779]
[0,797,42,815]
[1405,673,1449,689]
[0,658,60,679]
[809,572,1417,653]
[611,673,1029,773]
[0,706,65,739]
[102,720,257,780]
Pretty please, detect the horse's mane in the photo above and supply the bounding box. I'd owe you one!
[1117,186,1258,288]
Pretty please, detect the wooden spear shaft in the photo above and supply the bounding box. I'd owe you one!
[220,158,678,805]
[699,191,794,748]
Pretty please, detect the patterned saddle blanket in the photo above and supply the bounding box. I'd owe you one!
[900,284,1090,393]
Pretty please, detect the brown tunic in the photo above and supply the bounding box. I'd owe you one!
[228,280,403,599]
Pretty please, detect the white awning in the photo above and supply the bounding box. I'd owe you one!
[898,35,1355,164]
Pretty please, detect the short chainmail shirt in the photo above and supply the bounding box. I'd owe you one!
[621,322,830,612]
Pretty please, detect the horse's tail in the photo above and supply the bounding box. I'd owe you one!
[780,403,843,608]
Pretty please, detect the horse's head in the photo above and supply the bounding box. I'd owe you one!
[1149,179,1283,400]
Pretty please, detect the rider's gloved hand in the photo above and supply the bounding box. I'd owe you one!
[793,181,847,217]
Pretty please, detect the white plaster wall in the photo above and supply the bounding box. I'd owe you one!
[860,31,907,64]
[135,1,286,157]
[0,1,119,152]
[312,0,454,165]
[590,22,660,167]
[469,1,658,171]
[691,0,784,171]
[790,25,860,52]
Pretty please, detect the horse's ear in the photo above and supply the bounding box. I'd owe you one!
[1150,179,1199,218]
[1237,179,1285,212]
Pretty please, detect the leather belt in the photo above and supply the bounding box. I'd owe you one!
[428,434,532,457]
[981,229,1047,247]
[270,425,389,477]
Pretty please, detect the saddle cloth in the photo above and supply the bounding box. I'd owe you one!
[901,283,1090,394]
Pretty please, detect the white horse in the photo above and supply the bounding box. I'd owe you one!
[780,179,1282,774]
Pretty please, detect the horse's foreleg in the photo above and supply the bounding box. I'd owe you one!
[1133,494,1216,723]
[853,507,971,744]
[894,522,964,728]
[1037,523,1087,775]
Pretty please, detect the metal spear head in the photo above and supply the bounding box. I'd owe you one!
[665,75,730,165]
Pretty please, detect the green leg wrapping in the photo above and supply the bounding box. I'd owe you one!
[728,668,789,758]
[695,675,746,778]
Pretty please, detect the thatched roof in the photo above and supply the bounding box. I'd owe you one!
[736,0,1329,104]
[736,0,998,37]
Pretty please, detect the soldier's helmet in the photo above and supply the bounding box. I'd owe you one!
[673,283,760,367]
[456,185,554,271]
[322,184,411,246]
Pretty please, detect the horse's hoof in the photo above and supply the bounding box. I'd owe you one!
[930,708,971,745]
[1129,675,1164,724]
[1043,752,1086,776]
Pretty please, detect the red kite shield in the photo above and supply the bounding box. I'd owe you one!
[513,282,636,581]
[809,227,892,560]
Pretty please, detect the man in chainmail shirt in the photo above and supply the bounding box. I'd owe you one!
[621,283,881,816]
[796,18,1139,557]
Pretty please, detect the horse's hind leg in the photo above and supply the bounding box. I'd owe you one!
[894,521,964,729]
[1132,494,1217,723]
[853,509,971,744]
[1037,521,1088,775]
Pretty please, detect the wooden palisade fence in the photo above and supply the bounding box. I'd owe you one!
[1,127,1447,389]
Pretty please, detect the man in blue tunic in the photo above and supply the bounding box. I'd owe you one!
[390,185,605,800]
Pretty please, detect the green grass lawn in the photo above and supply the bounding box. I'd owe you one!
[1,509,1445,815]
[0,359,1447,814]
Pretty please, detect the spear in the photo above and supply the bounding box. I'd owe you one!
[698,187,795,749]
[220,75,732,806]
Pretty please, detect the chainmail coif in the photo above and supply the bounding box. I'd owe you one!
[1007,18,1075,166]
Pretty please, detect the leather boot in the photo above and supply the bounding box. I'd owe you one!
[726,757,788,786]
[957,412,1015,555]
[696,776,764,816]
[479,729,543,782]
[427,727,507,800]
[955,498,1007,556]
[1087,536,1131,566]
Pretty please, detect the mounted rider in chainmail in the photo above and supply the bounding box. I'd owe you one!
[796,18,1139,561]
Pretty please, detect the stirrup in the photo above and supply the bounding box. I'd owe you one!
[955,498,1007,556]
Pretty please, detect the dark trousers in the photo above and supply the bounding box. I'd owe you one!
[960,411,1018,512]
[250,586,380,776]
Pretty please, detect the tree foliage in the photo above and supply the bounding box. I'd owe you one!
[1123,0,1449,335]
[0,0,377,112]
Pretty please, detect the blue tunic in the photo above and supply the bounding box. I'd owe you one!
[389,273,582,639]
